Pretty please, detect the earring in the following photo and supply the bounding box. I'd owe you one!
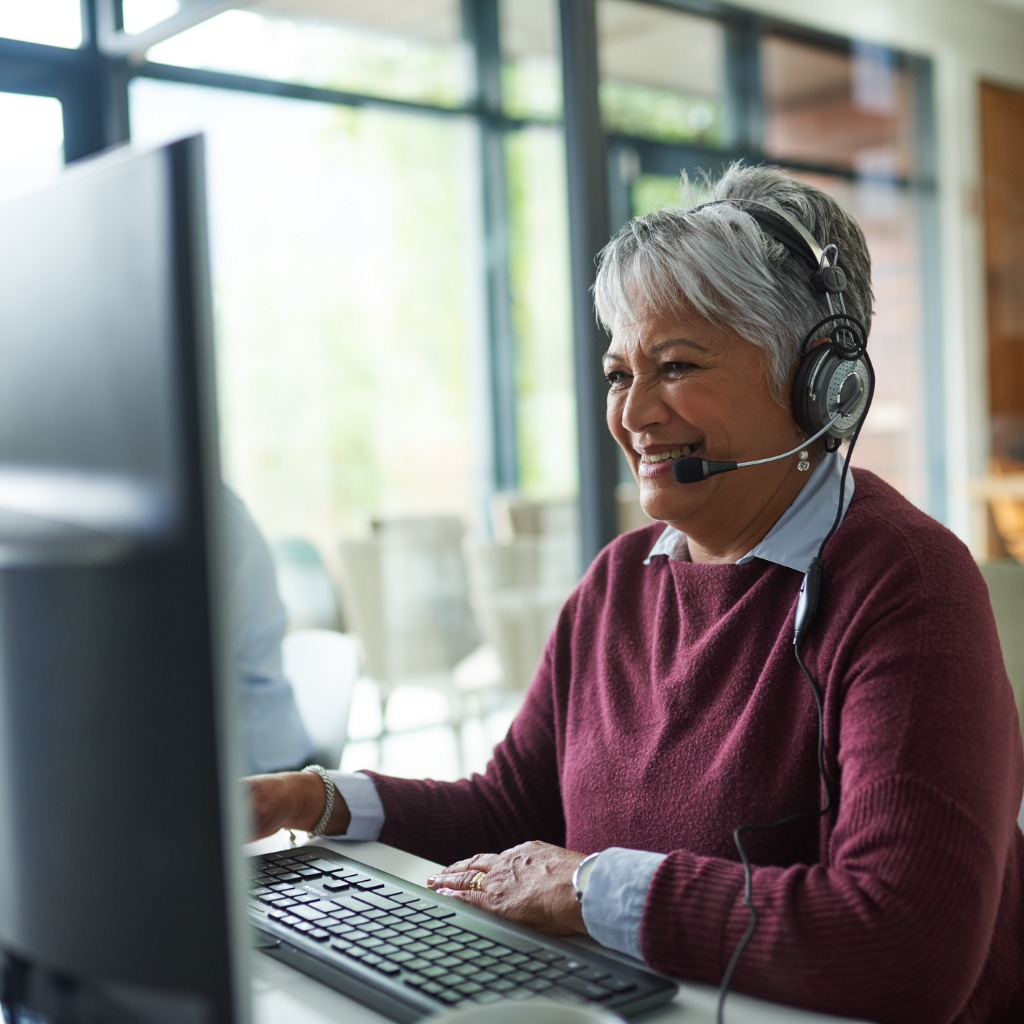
[797,449,810,472]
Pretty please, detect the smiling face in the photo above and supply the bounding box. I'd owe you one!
[603,302,812,562]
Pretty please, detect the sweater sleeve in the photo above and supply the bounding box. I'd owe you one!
[638,523,1024,1024]
[360,640,569,867]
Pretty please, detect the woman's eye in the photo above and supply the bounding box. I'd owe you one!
[603,369,630,389]
[662,361,695,377]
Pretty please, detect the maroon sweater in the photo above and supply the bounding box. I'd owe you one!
[368,471,1024,1023]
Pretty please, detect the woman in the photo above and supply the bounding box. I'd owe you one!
[248,163,1024,1023]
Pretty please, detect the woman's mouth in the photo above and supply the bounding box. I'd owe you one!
[639,444,700,465]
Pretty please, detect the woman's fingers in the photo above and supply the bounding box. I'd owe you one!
[427,853,498,891]
[426,841,587,936]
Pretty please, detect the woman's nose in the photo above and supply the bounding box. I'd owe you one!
[619,379,671,433]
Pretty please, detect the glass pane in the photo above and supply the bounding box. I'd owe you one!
[500,0,563,121]
[0,1,82,48]
[129,80,483,547]
[0,93,65,202]
[630,173,687,217]
[122,1,182,35]
[506,126,575,498]
[138,1,472,108]
[762,35,919,178]
[597,0,727,145]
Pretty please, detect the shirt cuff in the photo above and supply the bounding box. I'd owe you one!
[580,847,667,961]
[325,770,385,841]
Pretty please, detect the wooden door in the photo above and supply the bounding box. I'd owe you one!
[980,82,1024,559]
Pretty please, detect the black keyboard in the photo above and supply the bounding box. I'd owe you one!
[248,846,677,1022]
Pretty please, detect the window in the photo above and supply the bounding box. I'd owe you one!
[133,0,472,108]
[500,0,562,121]
[762,33,921,178]
[505,126,574,498]
[0,93,65,202]
[0,2,81,48]
[130,80,482,545]
[597,0,727,146]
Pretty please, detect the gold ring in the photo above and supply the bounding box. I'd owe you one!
[469,870,486,892]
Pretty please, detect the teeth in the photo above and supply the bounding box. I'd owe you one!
[641,445,697,464]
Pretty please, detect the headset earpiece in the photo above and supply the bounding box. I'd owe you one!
[791,342,870,441]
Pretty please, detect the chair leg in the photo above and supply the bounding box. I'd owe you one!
[445,689,468,775]
[375,685,393,769]
[450,716,466,776]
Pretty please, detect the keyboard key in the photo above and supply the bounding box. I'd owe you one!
[293,905,331,922]
[309,900,342,914]
[524,978,556,993]
[472,991,504,1004]
[603,977,638,994]
[559,976,613,1000]
[307,858,345,873]
[351,892,402,912]
[404,899,435,912]
[421,906,456,920]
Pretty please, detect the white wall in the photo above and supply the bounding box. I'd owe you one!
[734,0,1024,551]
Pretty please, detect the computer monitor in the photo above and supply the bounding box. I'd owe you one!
[0,135,250,1023]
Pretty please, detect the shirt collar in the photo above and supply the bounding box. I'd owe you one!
[644,455,855,572]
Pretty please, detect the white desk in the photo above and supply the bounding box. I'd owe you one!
[247,833,873,1024]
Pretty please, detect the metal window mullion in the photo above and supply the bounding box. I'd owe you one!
[463,0,519,502]
[723,12,763,155]
[559,0,620,566]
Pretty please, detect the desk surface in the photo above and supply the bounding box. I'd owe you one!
[246,833,874,1024]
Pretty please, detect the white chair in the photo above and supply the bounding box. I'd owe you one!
[335,515,502,772]
[977,560,1024,830]
[463,535,579,694]
[988,457,1024,563]
[281,628,360,770]
[616,481,653,533]
[979,560,1024,737]
[490,492,580,546]
[270,536,345,632]
[490,487,652,549]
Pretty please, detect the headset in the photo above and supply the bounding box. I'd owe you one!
[715,197,872,446]
[689,198,876,1024]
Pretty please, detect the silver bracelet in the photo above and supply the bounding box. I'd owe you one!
[302,764,336,836]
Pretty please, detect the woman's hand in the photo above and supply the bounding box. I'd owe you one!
[243,771,351,840]
[426,841,588,936]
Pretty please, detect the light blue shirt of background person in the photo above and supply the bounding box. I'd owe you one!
[321,455,854,962]
[224,486,316,775]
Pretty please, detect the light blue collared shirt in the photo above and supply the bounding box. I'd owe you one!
[225,486,316,775]
[327,456,854,961]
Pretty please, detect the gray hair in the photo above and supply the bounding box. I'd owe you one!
[592,162,874,403]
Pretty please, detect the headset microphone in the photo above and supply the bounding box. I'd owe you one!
[672,404,855,485]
